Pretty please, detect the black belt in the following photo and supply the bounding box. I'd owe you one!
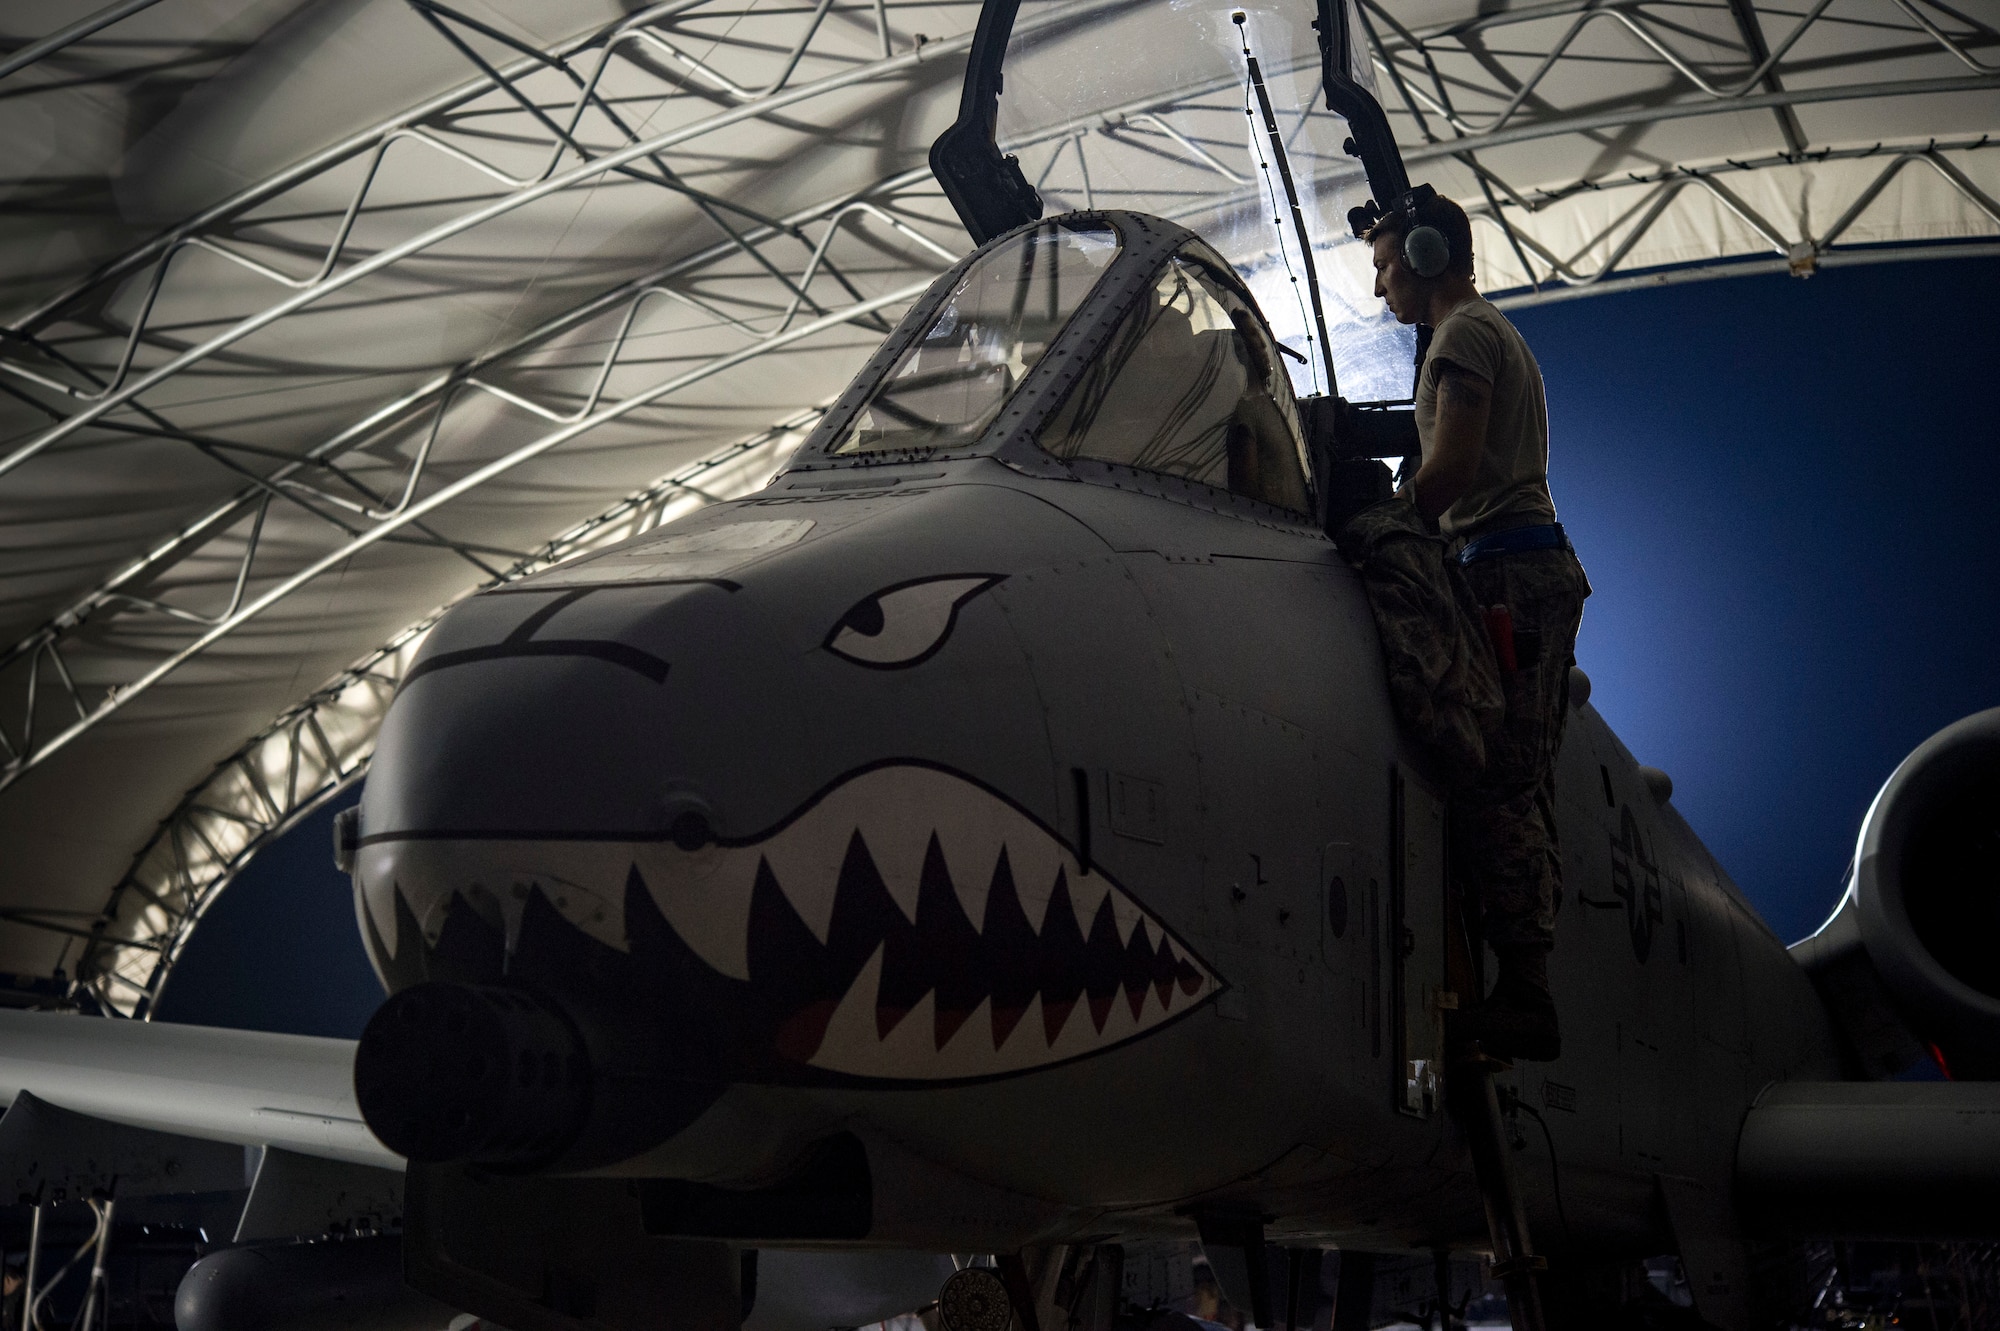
[1457,522,1570,565]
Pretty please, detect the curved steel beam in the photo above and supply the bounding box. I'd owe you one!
[1468,140,2000,297]
[1406,0,1840,137]
[0,0,983,797]
[0,18,975,481]
[0,0,174,82]
[1399,72,2000,167]
[0,277,930,795]
[0,175,944,678]
[1491,237,2000,309]
[4,0,830,333]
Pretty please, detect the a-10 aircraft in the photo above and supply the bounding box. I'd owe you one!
[3,2,1997,1331]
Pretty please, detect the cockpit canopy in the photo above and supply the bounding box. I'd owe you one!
[834,222,1117,457]
[812,212,1312,516]
[1040,253,1307,512]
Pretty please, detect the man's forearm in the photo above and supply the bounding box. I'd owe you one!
[1403,435,1482,520]
[1404,363,1491,520]
[1404,460,1465,521]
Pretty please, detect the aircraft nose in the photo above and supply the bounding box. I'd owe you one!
[346,478,1173,1169]
[351,578,818,1168]
[362,577,806,842]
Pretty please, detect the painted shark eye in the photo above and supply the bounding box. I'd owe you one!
[825,575,1002,668]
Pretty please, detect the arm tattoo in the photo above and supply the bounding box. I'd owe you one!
[1434,361,1492,410]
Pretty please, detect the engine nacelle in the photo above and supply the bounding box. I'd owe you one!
[1797,706,2000,1078]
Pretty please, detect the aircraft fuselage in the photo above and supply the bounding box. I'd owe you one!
[353,458,1841,1259]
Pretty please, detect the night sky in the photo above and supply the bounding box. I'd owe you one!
[154,253,2000,1037]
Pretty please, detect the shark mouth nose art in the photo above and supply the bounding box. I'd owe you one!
[359,764,1221,1083]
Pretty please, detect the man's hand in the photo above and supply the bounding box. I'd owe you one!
[1406,360,1491,521]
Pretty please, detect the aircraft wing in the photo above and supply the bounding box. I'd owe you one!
[0,1010,954,1331]
[0,1007,393,1169]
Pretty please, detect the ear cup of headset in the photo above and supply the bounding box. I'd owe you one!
[1403,224,1451,279]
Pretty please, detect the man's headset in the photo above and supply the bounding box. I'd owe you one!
[1348,182,1451,279]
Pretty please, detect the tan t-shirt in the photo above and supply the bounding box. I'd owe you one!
[1414,296,1557,538]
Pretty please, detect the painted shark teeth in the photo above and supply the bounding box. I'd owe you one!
[792,826,1216,1078]
[354,763,1220,1082]
[357,838,630,958]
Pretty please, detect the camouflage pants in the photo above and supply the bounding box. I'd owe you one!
[1452,545,1591,951]
[1333,499,1505,788]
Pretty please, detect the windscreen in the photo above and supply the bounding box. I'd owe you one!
[996,0,1415,401]
[831,219,1119,455]
[1041,254,1310,512]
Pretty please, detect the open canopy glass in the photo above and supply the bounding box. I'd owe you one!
[992,0,1415,401]
[831,220,1119,456]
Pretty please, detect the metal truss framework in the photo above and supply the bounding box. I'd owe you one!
[1009,0,2000,306]
[1479,138,2000,307]
[0,0,980,795]
[0,0,174,81]
[0,0,1273,813]
[1356,0,2000,298]
[949,0,2000,378]
[71,411,823,1017]
[0,0,1995,1008]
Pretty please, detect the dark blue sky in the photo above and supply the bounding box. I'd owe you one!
[157,253,2000,1036]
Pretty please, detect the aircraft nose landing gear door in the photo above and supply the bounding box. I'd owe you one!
[1393,765,1446,1118]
